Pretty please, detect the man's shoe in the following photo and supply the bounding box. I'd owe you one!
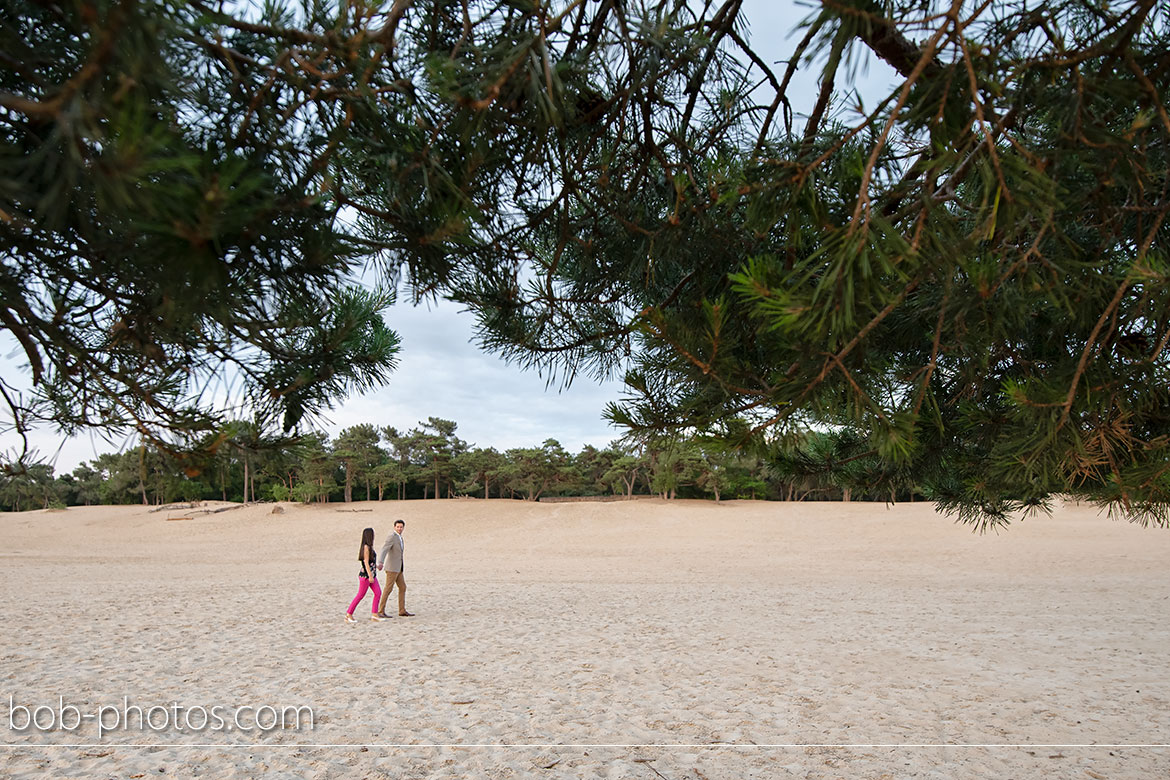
[376,612,390,618]
[398,611,415,617]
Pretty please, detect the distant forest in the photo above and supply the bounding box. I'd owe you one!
[0,418,922,512]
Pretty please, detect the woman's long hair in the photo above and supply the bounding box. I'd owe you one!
[358,527,375,560]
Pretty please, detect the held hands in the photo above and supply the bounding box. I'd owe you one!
[378,564,384,570]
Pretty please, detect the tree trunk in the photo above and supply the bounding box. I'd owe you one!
[484,475,490,499]
[842,487,851,502]
[344,461,353,503]
[713,486,720,502]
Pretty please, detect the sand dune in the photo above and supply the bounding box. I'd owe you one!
[3,498,1169,778]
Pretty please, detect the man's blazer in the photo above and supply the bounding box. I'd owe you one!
[379,533,404,573]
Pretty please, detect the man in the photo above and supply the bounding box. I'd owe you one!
[376,519,413,617]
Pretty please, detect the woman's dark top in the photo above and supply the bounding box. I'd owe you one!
[359,544,377,579]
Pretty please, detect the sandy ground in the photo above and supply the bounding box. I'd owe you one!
[2,497,1169,778]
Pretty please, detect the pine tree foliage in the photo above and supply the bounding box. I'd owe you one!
[4,0,1169,525]
[1,0,400,470]
[406,0,1170,527]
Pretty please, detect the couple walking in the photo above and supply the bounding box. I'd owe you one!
[345,520,415,623]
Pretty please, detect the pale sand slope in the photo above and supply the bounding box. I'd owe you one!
[2,498,1170,778]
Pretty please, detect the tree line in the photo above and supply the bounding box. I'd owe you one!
[0,418,928,512]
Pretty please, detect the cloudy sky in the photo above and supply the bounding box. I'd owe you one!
[2,0,900,473]
[318,293,630,452]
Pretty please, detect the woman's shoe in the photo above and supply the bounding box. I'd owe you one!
[370,614,387,621]
[345,613,356,623]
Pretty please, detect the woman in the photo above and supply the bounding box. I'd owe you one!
[346,527,386,623]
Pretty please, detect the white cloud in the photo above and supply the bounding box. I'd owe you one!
[318,295,626,452]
